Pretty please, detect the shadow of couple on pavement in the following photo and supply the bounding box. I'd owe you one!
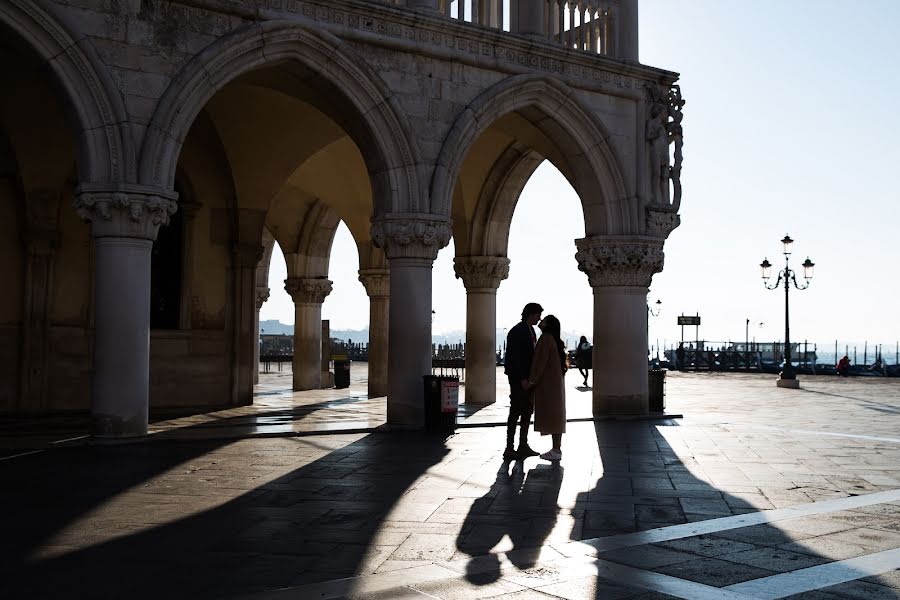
[453,418,900,599]
[456,459,564,584]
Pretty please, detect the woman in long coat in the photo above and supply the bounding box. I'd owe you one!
[527,314,567,461]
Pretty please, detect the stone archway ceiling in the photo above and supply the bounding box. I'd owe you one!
[0,4,133,184]
[285,136,372,245]
[0,42,74,191]
[264,134,372,266]
[237,65,385,165]
[491,112,573,180]
[142,22,422,217]
[452,110,578,255]
[204,81,348,213]
[204,67,376,251]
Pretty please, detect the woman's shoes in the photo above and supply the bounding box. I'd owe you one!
[540,449,562,461]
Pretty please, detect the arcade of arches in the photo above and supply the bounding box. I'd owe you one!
[0,0,683,439]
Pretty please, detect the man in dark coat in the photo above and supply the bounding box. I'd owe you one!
[503,302,542,459]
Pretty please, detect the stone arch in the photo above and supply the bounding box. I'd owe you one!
[257,228,276,290]
[0,0,133,184]
[140,20,421,216]
[432,74,630,236]
[461,143,543,256]
[285,199,341,279]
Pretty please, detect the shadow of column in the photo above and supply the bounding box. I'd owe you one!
[569,420,896,599]
[0,423,449,598]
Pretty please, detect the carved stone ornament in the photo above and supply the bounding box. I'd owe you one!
[371,216,451,260]
[453,256,510,291]
[284,277,333,304]
[645,83,685,212]
[574,238,665,288]
[255,287,271,310]
[74,192,177,240]
[646,208,681,240]
[358,269,390,297]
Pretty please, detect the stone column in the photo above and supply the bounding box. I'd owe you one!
[232,244,263,406]
[454,257,510,405]
[20,228,58,411]
[575,237,663,416]
[372,216,450,427]
[618,0,639,62]
[253,287,269,384]
[74,190,177,439]
[20,189,59,412]
[515,0,545,36]
[358,269,389,399]
[285,277,332,391]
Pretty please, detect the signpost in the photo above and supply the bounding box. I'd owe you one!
[678,314,701,348]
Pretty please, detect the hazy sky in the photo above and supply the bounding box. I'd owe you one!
[262,0,900,354]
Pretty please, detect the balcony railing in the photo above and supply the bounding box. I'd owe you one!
[541,1,617,55]
[382,0,622,58]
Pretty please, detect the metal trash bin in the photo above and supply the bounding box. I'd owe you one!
[333,355,351,389]
[423,375,458,433]
[648,368,666,412]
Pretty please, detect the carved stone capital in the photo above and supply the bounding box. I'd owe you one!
[646,207,681,239]
[285,277,333,304]
[575,237,665,288]
[255,287,270,310]
[371,215,451,260]
[74,192,177,240]
[358,269,390,297]
[453,256,510,291]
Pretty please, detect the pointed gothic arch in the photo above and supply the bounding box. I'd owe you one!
[139,20,422,218]
[431,74,632,237]
[0,0,133,184]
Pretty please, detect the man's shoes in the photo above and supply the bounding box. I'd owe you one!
[517,445,539,458]
[503,448,518,460]
[540,449,562,461]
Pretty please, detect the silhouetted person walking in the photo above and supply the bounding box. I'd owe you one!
[575,335,592,386]
[503,302,542,460]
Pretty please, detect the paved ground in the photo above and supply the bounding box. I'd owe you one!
[4,368,900,599]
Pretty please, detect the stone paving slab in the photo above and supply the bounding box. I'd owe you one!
[3,372,900,598]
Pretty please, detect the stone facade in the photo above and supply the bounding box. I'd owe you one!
[0,0,682,430]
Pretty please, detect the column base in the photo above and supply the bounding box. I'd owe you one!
[464,398,496,406]
[368,383,388,399]
[592,393,648,417]
[92,413,148,439]
[776,378,800,389]
[321,371,334,389]
[90,434,149,445]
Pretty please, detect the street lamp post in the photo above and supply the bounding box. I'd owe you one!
[760,235,815,389]
[647,299,662,363]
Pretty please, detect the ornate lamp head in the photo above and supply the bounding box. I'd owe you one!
[760,258,772,280]
[802,257,815,280]
[781,235,794,256]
